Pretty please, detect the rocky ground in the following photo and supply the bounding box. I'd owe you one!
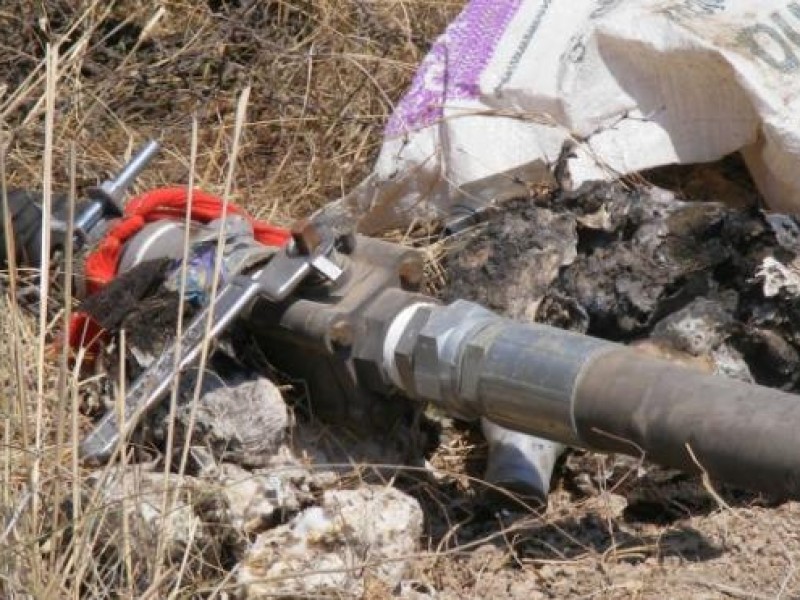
[1,2,800,598]
[53,158,800,599]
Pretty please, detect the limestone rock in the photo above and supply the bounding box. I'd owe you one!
[211,461,315,534]
[86,465,235,584]
[238,486,423,598]
[396,580,439,599]
[757,256,800,298]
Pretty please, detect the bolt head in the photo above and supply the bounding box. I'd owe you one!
[328,319,354,349]
[290,218,322,255]
[399,254,425,291]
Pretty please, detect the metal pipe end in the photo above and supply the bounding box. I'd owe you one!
[100,139,162,209]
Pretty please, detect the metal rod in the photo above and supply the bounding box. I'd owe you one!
[100,139,161,206]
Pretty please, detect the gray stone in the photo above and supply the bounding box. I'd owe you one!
[650,298,734,357]
[710,343,754,383]
[175,377,288,466]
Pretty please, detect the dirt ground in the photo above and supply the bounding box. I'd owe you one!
[1,2,800,599]
[416,477,800,599]
[433,169,800,599]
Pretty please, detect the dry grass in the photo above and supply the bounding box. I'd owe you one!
[2,2,800,600]
[0,1,463,597]
[0,0,462,216]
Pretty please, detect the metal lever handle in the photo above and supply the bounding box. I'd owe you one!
[79,220,347,464]
[79,273,261,463]
[75,140,161,244]
[97,140,161,211]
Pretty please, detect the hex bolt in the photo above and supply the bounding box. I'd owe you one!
[291,218,322,255]
[399,254,425,291]
[336,232,357,255]
[328,319,354,349]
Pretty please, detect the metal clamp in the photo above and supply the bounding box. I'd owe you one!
[79,216,347,463]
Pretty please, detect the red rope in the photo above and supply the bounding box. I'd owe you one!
[84,187,290,293]
[69,186,290,353]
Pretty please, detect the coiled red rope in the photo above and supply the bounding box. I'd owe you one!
[84,187,290,293]
[68,186,290,352]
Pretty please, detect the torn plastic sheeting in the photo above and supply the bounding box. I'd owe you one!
[339,0,800,233]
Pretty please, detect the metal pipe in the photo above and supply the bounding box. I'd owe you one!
[384,301,800,498]
[74,140,161,244]
[573,350,800,498]
[99,139,161,207]
[481,418,565,503]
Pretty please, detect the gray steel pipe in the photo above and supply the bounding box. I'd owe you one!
[100,139,161,207]
[384,301,800,498]
[76,140,162,243]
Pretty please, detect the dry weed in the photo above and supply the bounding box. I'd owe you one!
[0,1,462,596]
[2,2,799,600]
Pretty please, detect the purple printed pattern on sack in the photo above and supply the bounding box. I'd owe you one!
[385,0,522,137]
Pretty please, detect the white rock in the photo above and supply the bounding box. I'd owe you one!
[238,486,423,598]
[87,466,233,575]
[396,580,438,599]
[212,462,313,533]
[757,257,800,298]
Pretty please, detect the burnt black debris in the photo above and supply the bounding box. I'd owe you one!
[80,258,173,334]
[78,258,204,388]
[444,179,800,392]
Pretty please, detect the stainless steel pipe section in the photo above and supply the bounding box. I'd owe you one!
[385,300,800,498]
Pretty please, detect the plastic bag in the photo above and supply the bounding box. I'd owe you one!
[337,0,800,232]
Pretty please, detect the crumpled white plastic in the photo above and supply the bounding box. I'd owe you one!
[336,0,800,232]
